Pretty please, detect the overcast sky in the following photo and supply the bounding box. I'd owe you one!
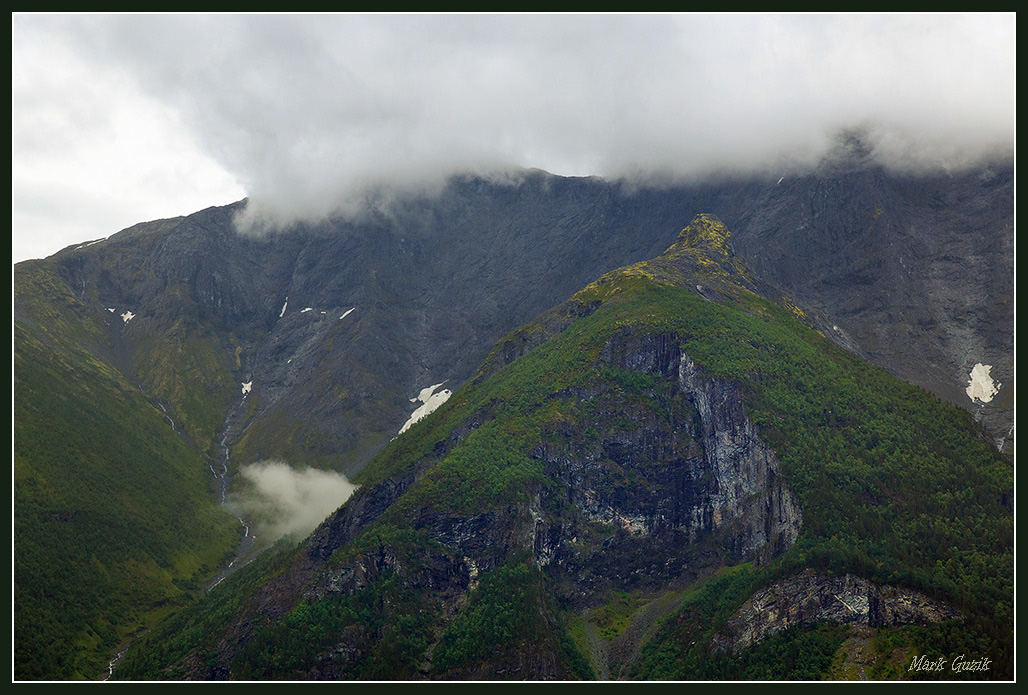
[12,13,1015,263]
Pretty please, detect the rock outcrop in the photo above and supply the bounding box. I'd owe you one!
[712,568,961,654]
[579,329,801,564]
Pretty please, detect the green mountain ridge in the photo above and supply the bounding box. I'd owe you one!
[112,215,1012,680]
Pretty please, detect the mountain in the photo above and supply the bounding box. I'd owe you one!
[22,148,1016,477]
[12,143,1014,679]
[13,266,240,679]
[111,215,1014,680]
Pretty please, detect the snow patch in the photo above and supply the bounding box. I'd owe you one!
[76,237,107,250]
[340,307,355,320]
[416,382,446,403]
[966,363,1001,404]
[241,381,252,396]
[120,310,135,323]
[399,382,452,435]
[279,297,289,318]
[301,307,313,313]
[107,307,115,313]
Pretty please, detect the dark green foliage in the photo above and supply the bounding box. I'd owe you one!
[631,564,761,680]
[723,624,849,680]
[431,561,545,673]
[230,568,436,680]
[867,620,1010,681]
[113,539,295,680]
[388,420,545,517]
[14,322,238,680]
[644,621,849,681]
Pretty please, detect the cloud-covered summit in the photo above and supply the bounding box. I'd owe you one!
[12,14,1015,256]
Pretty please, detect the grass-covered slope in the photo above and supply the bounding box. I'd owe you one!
[114,215,1012,681]
[13,262,240,680]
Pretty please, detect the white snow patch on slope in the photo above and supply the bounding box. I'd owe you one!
[76,237,107,250]
[120,310,135,323]
[966,363,1001,404]
[417,382,446,403]
[301,307,313,313]
[399,382,452,435]
[241,381,253,396]
[280,297,289,318]
[340,307,355,320]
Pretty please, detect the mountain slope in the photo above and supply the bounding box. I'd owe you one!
[13,148,1013,679]
[29,151,1013,483]
[114,216,1013,680]
[13,264,240,680]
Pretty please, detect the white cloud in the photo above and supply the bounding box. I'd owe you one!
[227,460,357,543]
[12,15,245,262]
[12,13,1015,259]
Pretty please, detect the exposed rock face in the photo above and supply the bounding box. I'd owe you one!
[713,568,962,654]
[677,353,801,560]
[579,330,801,565]
[25,151,1012,479]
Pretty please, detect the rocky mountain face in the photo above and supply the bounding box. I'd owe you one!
[112,216,1012,681]
[722,146,1014,448]
[13,143,1014,680]
[20,144,1012,480]
[712,569,962,655]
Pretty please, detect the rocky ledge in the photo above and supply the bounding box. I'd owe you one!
[712,568,961,653]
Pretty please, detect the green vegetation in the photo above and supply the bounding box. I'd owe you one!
[592,590,643,641]
[113,539,296,680]
[431,561,547,673]
[229,564,439,680]
[109,217,1012,680]
[132,319,239,459]
[14,321,239,680]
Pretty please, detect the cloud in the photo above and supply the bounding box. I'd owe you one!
[12,16,246,262]
[227,461,357,543]
[12,14,1015,253]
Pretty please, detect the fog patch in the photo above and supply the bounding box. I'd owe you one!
[228,460,357,543]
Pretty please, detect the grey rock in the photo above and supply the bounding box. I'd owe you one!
[712,568,961,654]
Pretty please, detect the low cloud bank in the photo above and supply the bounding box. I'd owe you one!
[12,14,1015,251]
[228,461,357,543]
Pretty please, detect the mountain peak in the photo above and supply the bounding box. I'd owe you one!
[671,213,735,256]
[651,213,765,303]
[568,214,770,312]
